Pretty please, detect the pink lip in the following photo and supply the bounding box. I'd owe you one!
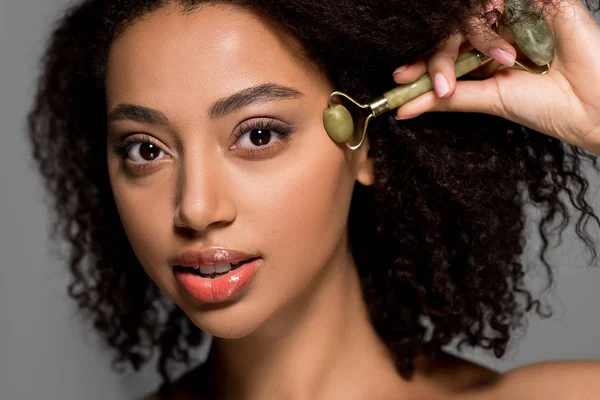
[174,258,261,303]
[173,247,259,267]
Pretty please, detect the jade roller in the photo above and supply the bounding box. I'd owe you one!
[323,0,555,150]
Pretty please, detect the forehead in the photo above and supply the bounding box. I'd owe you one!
[105,2,330,109]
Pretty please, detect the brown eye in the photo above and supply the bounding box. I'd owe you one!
[127,142,165,162]
[249,129,272,146]
[238,128,280,148]
[230,118,295,156]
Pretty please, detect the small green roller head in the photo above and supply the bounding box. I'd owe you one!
[506,0,554,65]
[323,104,354,143]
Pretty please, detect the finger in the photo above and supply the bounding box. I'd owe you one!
[467,59,503,79]
[465,8,517,68]
[392,58,427,84]
[426,33,465,99]
[395,78,508,120]
[394,90,438,120]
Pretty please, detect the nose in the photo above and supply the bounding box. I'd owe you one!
[173,156,237,234]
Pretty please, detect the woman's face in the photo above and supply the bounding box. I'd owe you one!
[105,2,373,338]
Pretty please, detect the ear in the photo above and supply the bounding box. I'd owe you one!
[354,136,375,186]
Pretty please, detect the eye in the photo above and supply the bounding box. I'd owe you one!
[111,135,167,163]
[127,141,165,163]
[237,128,279,147]
[231,118,295,154]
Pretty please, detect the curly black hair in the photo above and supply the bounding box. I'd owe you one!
[28,0,600,396]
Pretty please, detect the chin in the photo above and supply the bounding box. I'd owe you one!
[180,300,272,340]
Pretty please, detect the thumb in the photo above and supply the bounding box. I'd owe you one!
[395,78,508,119]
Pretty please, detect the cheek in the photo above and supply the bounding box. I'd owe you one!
[239,136,354,271]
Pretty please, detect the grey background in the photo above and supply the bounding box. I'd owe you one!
[1,0,599,399]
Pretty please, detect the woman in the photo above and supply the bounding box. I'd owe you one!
[28,0,600,398]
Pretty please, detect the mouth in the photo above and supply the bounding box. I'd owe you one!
[174,257,260,279]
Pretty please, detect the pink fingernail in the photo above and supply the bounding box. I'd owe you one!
[393,65,409,76]
[490,48,515,67]
[434,73,449,98]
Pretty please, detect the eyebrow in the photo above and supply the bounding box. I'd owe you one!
[107,83,304,125]
[208,83,304,119]
[108,104,169,125]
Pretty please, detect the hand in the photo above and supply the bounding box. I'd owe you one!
[392,0,600,155]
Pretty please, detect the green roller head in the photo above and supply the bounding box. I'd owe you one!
[506,0,554,65]
[323,104,354,143]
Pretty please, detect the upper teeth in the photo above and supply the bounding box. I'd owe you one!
[193,263,239,274]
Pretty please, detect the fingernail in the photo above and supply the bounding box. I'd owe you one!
[393,65,409,82]
[395,112,424,120]
[394,65,408,75]
[484,2,494,13]
[490,48,515,67]
[434,73,449,98]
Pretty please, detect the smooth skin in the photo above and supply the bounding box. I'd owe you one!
[101,2,600,399]
[394,0,600,157]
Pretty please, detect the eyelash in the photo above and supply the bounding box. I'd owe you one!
[111,135,155,158]
[231,118,294,156]
[111,118,295,169]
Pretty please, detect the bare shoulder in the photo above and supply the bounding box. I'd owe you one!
[490,360,600,400]
[412,354,600,400]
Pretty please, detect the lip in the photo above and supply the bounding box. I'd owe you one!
[173,247,260,268]
[174,258,261,303]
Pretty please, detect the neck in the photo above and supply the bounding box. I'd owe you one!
[204,245,408,400]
